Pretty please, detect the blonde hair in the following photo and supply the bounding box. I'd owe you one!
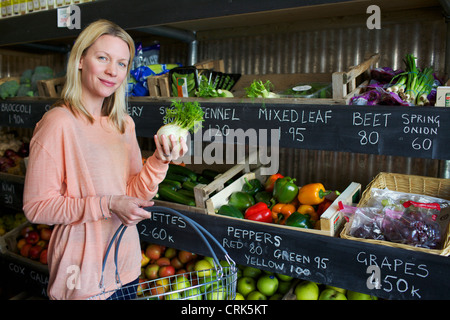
[57,19,135,134]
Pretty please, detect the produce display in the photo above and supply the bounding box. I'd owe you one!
[217,173,335,230]
[0,131,29,175]
[292,280,378,300]
[236,265,295,300]
[155,164,228,206]
[169,67,199,98]
[139,242,234,300]
[278,82,332,98]
[0,212,27,236]
[0,66,56,99]
[244,80,280,99]
[14,223,53,265]
[139,242,381,301]
[341,188,450,250]
[350,53,442,106]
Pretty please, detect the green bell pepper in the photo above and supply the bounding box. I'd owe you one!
[285,211,313,229]
[242,178,263,196]
[228,191,255,212]
[273,176,299,203]
[254,191,275,207]
[217,205,244,219]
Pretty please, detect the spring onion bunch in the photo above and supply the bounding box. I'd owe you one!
[387,54,435,105]
[157,100,204,148]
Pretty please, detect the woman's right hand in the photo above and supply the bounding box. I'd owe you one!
[108,195,153,226]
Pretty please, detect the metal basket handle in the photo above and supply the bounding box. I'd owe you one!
[99,206,236,292]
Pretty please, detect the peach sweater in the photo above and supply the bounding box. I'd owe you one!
[23,107,168,300]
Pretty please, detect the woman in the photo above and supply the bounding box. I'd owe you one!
[23,19,187,300]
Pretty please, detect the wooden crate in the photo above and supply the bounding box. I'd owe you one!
[194,59,225,72]
[0,221,48,274]
[152,154,259,214]
[37,77,65,98]
[205,166,361,237]
[332,53,380,104]
[147,74,170,97]
[0,77,20,85]
[229,53,380,104]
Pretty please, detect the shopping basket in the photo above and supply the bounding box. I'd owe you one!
[88,206,238,300]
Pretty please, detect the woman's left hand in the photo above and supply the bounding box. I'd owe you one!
[153,134,188,163]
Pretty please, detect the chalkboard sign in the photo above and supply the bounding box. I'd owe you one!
[128,100,450,160]
[138,208,450,300]
[2,99,449,160]
[0,175,24,210]
[0,100,51,127]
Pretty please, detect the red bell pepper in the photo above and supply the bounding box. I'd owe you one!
[264,173,284,193]
[244,202,273,223]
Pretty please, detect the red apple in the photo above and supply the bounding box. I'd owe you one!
[20,243,32,257]
[20,225,34,237]
[158,265,175,278]
[25,230,40,244]
[29,245,43,260]
[156,257,171,267]
[40,228,52,241]
[176,268,187,275]
[149,283,165,300]
[39,249,48,264]
[170,257,184,270]
[144,263,160,280]
[145,244,162,261]
[178,250,196,264]
[185,260,197,272]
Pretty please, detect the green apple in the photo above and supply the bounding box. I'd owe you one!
[325,285,347,294]
[219,260,230,267]
[269,293,283,300]
[204,256,215,267]
[294,281,319,300]
[165,291,181,300]
[194,259,213,277]
[243,266,262,278]
[207,285,227,300]
[256,274,279,297]
[171,275,191,291]
[276,273,294,282]
[277,280,293,295]
[319,288,347,300]
[237,276,256,297]
[246,290,267,300]
[199,274,218,293]
[235,292,245,300]
[183,287,202,300]
[347,290,378,300]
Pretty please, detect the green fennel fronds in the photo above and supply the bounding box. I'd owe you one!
[163,100,204,133]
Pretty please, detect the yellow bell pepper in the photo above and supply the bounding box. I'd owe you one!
[297,183,331,205]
